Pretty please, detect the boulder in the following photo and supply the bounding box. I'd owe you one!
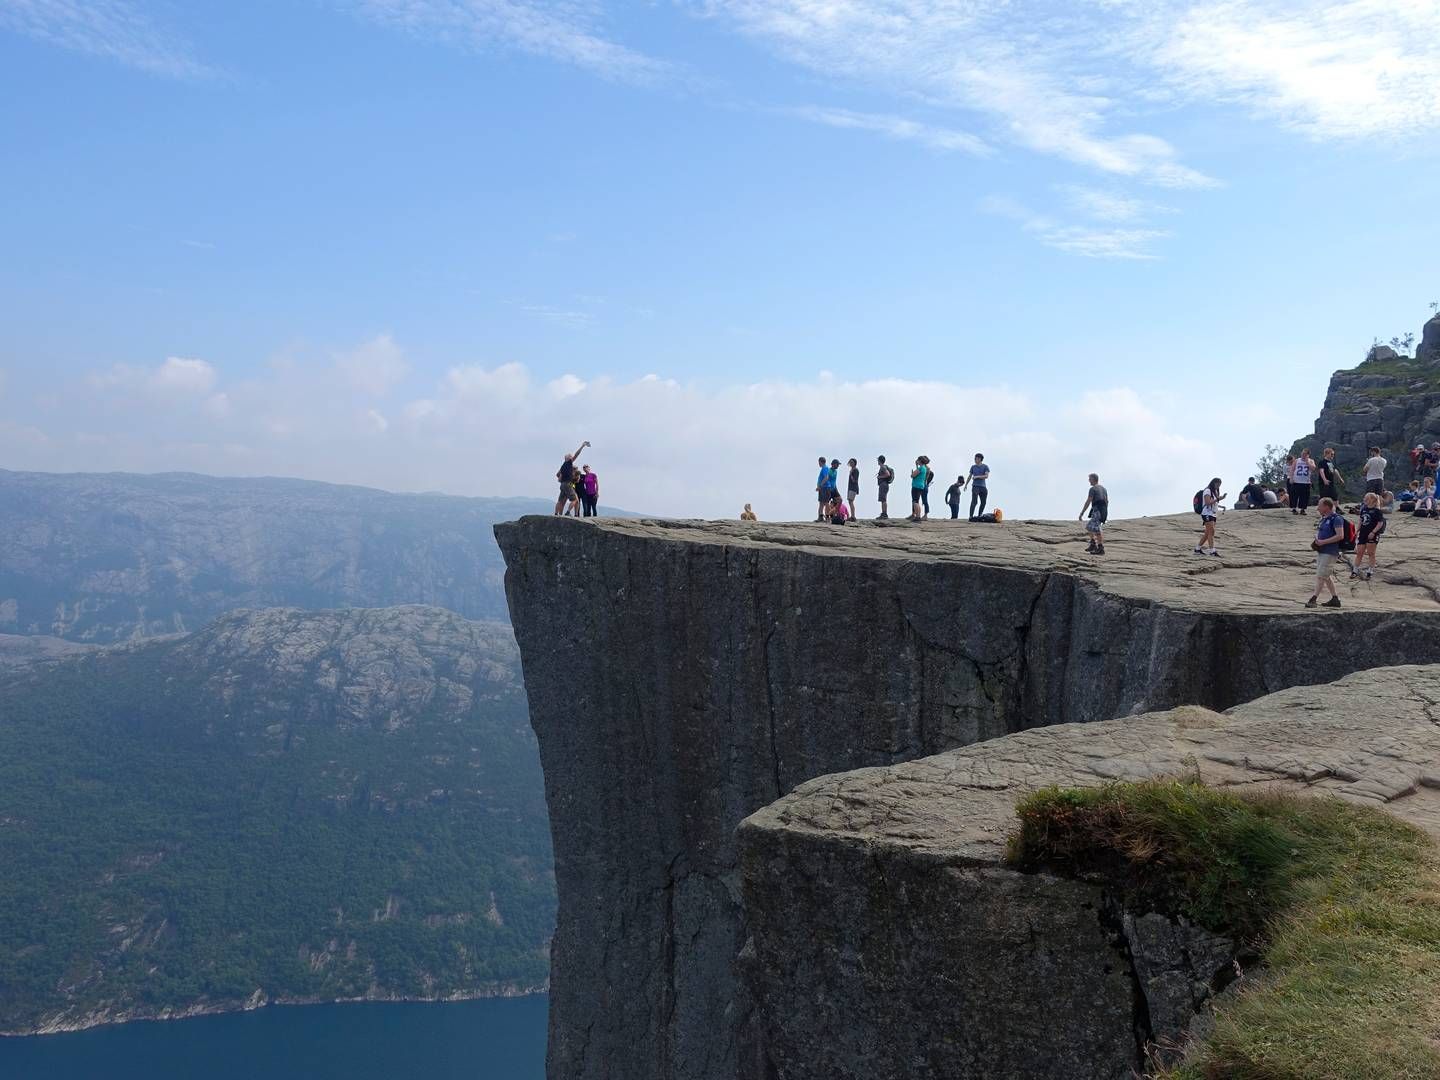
[1420,314,1440,364]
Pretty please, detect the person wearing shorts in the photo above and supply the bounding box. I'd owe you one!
[1306,497,1345,608]
[1363,446,1387,496]
[1354,492,1384,580]
[815,456,830,521]
[1079,473,1107,555]
[876,455,894,519]
[554,439,590,515]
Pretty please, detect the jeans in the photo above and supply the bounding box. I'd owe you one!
[949,502,960,519]
[582,495,597,517]
[921,487,931,514]
[969,486,988,518]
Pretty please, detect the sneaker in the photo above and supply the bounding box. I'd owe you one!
[1206,548,1221,557]
[1323,596,1342,608]
[1193,545,1204,554]
[1095,544,1106,555]
[1363,568,1374,580]
[1305,596,1318,608]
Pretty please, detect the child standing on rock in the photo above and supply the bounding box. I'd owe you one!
[1306,497,1346,608]
[1194,478,1222,557]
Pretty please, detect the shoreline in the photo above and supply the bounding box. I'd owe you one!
[1,982,549,1039]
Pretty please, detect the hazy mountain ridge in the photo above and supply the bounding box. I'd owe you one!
[0,605,553,1035]
[0,470,559,642]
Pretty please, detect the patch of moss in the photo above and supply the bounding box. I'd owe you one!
[1008,779,1440,1079]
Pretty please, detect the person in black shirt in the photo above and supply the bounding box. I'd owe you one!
[1354,491,1385,581]
[1317,448,1343,503]
[1240,477,1268,509]
[846,458,860,520]
[554,439,590,516]
[944,476,963,519]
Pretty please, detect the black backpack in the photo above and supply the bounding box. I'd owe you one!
[1193,489,1206,515]
[1338,517,1357,552]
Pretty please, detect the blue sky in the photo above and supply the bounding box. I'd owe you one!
[1,0,1437,518]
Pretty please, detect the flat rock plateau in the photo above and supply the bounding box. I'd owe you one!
[497,511,1440,1080]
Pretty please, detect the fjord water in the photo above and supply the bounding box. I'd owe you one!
[0,998,546,1080]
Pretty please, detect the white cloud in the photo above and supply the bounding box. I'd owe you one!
[335,334,409,397]
[782,105,991,156]
[13,348,1284,522]
[349,0,672,84]
[151,356,216,395]
[203,392,232,418]
[0,0,210,77]
[1059,185,1160,223]
[982,195,1168,259]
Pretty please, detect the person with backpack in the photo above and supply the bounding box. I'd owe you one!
[1290,448,1314,514]
[909,456,929,522]
[1193,478,1223,556]
[876,455,895,519]
[1079,473,1108,555]
[846,458,860,520]
[579,464,600,517]
[944,475,963,520]
[1306,497,1348,607]
[1352,491,1385,581]
[1316,448,1343,503]
[555,439,590,516]
[967,453,990,520]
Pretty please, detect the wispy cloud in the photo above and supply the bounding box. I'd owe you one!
[781,105,990,156]
[0,0,210,77]
[514,302,595,329]
[1057,185,1170,224]
[982,195,1168,260]
[348,0,672,85]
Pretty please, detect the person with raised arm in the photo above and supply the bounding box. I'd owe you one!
[555,439,590,515]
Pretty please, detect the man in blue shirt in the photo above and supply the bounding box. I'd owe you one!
[966,454,991,520]
[815,456,830,521]
[1305,497,1346,608]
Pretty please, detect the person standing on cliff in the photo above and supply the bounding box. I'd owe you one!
[846,458,860,520]
[815,456,830,522]
[1290,448,1314,515]
[908,457,929,521]
[1306,497,1346,607]
[1363,446,1388,496]
[555,440,590,515]
[967,454,990,521]
[579,464,600,517]
[1194,478,1222,556]
[944,475,963,519]
[1080,474,1107,555]
[1317,448,1343,504]
[876,456,895,519]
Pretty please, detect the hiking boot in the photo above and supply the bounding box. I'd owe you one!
[1323,596,1342,608]
[1305,595,1318,608]
[1095,543,1106,555]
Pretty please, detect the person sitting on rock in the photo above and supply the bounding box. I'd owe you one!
[829,494,850,525]
[1306,497,1346,608]
[1239,477,1267,509]
[1417,480,1437,517]
[740,504,758,521]
[1379,489,1398,512]
[1273,486,1289,508]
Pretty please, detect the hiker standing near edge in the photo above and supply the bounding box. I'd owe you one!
[846,458,860,520]
[909,456,929,522]
[1317,447,1343,505]
[555,439,590,515]
[876,455,895,519]
[579,464,599,517]
[814,456,830,522]
[967,453,990,521]
[1291,448,1314,515]
[1080,473,1108,555]
[1363,445,1388,497]
[1195,477,1223,556]
[920,456,934,519]
[1353,492,1384,581]
[944,475,963,520]
[1306,497,1346,608]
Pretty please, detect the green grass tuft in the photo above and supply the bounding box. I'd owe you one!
[1008,779,1440,1080]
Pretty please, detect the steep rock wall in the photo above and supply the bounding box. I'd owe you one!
[496,515,1440,1080]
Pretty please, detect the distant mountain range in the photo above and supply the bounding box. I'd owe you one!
[0,605,552,1035]
[0,470,578,1034]
[0,470,600,642]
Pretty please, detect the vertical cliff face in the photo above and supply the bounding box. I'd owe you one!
[496,514,1440,1080]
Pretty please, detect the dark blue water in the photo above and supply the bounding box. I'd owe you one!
[0,997,547,1080]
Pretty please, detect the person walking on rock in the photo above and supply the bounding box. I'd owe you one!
[1353,492,1384,581]
[1080,474,1108,555]
[579,464,600,517]
[1363,446,1388,496]
[944,475,963,520]
[846,458,860,520]
[1317,447,1343,504]
[1306,497,1346,607]
[909,457,929,522]
[1290,448,1314,514]
[555,439,590,515]
[1195,478,1223,556]
[876,455,895,519]
[967,453,990,520]
[815,456,830,522]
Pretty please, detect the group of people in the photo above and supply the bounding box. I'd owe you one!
[553,440,602,517]
[813,453,995,524]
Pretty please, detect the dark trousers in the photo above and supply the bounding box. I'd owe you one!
[949,502,960,519]
[1366,478,1384,495]
[582,495,597,517]
[921,487,931,514]
[1292,483,1310,511]
[970,486,988,518]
